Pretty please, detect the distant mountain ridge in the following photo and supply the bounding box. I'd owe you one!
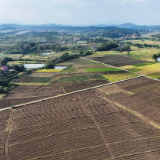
[95,23,160,30]
[1,23,160,31]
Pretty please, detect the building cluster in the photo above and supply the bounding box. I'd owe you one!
[0,66,14,73]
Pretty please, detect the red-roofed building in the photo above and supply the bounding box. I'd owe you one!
[0,66,9,72]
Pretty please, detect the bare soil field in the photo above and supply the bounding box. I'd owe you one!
[30,72,61,77]
[89,55,146,67]
[1,77,160,159]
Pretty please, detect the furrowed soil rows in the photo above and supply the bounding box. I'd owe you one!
[0,148,5,160]
[116,76,152,89]
[123,80,159,93]
[116,150,160,160]
[4,86,64,99]
[0,110,11,121]
[100,84,123,95]
[102,122,160,143]
[89,55,146,67]
[94,111,140,126]
[133,97,160,123]
[10,117,95,145]
[37,145,111,160]
[0,121,8,132]
[13,108,89,129]
[14,97,107,119]
[9,128,104,160]
[87,103,120,115]
[106,92,129,101]
[0,132,9,148]
[111,137,160,157]
[63,80,109,93]
[117,86,160,108]
[8,85,43,93]
[0,99,12,109]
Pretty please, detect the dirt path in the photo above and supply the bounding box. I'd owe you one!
[78,95,115,159]
[5,110,15,160]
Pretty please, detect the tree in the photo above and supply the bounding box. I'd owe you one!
[13,65,25,72]
[0,59,7,66]
[45,62,55,69]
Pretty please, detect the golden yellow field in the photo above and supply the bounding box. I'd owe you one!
[138,63,160,75]
[35,69,63,72]
[0,94,5,99]
[103,73,137,82]
[120,65,135,70]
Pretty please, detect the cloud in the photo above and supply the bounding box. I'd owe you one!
[122,0,150,3]
[51,0,78,4]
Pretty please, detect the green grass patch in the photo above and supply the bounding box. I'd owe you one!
[35,69,63,72]
[103,73,137,82]
[62,67,75,73]
[147,72,160,79]
[86,68,121,73]
[133,62,155,67]
[55,75,107,83]
[128,68,143,72]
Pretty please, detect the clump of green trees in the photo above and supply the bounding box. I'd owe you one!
[96,42,118,51]
[153,52,160,62]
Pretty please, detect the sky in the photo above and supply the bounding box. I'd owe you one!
[0,0,160,25]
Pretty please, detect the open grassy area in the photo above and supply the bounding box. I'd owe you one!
[125,40,160,45]
[137,63,160,75]
[103,73,138,82]
[35,69,63,72]
[86,68,121,73]
[147,72,160,79]
[55,75,107,83]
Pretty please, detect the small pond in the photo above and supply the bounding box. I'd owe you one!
[54,66,67,69]
[157,57,160,62]
[24,64,45,69]
[42,52,54,56]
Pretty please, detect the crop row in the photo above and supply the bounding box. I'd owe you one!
[87,103,120,115]
[10,117,95,145]
[9,85,43,93]
[111,137,160,157]
[124,80,159,93]
[94,111,140,126]
[116,76,152,89]
[14,96,107,119]
[117,86,160,108]
[0,110,11,121]
[9,128,104,160]
[0,148,5,160]
[101,121,160,143]
[106,91,129,101]
[133,97,160,123]
[37,145,111,160]
[116,150,160,160]
[63,80,109,93]
[100,84,123,95]
[0,132,8,148]
[90,55,145,67]
[13,108,89,129]
[0,121,8,133]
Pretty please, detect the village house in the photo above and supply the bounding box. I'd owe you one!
[92,46,97,50]
[0,66,9,72]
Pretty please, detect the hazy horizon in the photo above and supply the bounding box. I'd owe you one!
[0,0,160,25]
